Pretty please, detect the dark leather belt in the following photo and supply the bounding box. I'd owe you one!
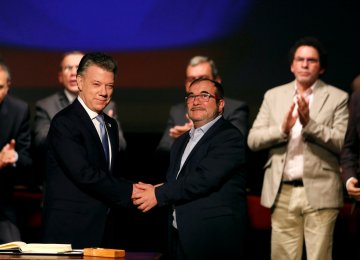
[282,179,304,187]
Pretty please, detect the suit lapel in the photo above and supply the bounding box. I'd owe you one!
[176,117,224,179]
[59,91,70,109]
[309,80,328,120]
[168,133,190,181]
[72,99,105,158]
[281,82,297,115]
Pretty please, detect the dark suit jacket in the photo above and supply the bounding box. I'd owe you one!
[341,90,360,183]
[0,95,32,224]
[42,99,132,248]
[33,90,126,151]
[155,117,247,260]
[157,97,249,151]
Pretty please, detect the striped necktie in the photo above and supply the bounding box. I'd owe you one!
[95,114,110,164]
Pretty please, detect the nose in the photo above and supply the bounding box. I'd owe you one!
[99,85,108,96]
[301,59,309,68]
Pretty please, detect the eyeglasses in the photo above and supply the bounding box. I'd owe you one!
[185,93,217,103]
[62,65,79,72]
[294,57,319,64]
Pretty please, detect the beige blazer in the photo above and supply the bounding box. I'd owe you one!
[248,80,349,209]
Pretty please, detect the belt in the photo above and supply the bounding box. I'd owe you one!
[282,179,304,187]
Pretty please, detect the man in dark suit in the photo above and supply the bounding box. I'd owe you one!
[0,60,32,243]
[157,56,249,152]
[133,78,247,259]
[341,90,360,258]
[42,53,136,248]
[33,51,126,152]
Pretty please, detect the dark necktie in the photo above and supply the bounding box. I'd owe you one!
[95,114,110,164]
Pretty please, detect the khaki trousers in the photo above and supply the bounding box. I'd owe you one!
[271,184,339,260]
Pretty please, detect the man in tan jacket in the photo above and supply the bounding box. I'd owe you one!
[248,37,348,260]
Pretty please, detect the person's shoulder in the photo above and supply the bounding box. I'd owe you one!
[5,95,28,110]
[215,117,242,134]
[267,82,293,94]
[36,91,63,106]
[223,97,248,109]
[169,102,186,114]
[320,81,348,97]
[224,97,246,105]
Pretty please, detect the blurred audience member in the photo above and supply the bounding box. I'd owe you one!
[0,60,32,243]
[157,56,249,152]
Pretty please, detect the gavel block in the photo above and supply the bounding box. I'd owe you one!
[83,248,125,258]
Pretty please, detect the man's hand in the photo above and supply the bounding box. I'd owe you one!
[106,109,114,118]
[132,182,158,212]
[169,114,193,139]
[347,178,360,201]
[281,102,297,135]
[0,139,17,169]
[297,94,310,127]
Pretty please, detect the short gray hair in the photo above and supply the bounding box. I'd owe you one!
[188,56,219,79]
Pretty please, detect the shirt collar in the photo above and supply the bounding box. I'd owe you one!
[77,96,99,120]
[189,115,222,138]
[294,80,317,95]
[64,89,77,103]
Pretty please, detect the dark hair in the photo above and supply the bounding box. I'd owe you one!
[189,78,224,99]
[77,52,118,77]
[288,37,328,70]
[188,56,219,79]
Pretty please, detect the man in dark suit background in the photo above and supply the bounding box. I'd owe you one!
[0,60,32,243]
[340,90,360,259]
[42,53,137,248]
[157,56,249,152]
[33,51,126,152]
[133,78,247,259]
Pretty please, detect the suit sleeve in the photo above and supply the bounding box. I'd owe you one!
[226,101,249,138]
[155,127,245,206]
[48,115,133,207]
[15,104,32,168]
[302,91,348,154]
[157,107,177,152]
[33,101,51,149]
[341,91,360,183]
[247,91,288,151]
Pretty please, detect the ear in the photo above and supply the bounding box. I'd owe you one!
[215,76,222,83]
[58,71,64,84]
[76,75,83,91]
[319,68,325,75]
[218,99,225,113]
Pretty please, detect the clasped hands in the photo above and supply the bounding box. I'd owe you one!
[281,93,310,134]
[0,139,17,170]
[132,182,163,213]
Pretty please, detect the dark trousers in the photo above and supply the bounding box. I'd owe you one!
[169,226,187,260]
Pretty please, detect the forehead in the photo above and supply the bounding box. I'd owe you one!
[0,69,9,82]
[189,80,216,93]
[294,45,319,58]
[186,62,212,76]
[62,53,84,65]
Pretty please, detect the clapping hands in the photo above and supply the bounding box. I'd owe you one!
[0,139,17,169]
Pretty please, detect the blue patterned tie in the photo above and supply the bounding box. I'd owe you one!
[95,114,110,164]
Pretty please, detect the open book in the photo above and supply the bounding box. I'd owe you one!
[0,241,75,254]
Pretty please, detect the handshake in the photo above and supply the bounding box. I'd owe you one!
[131,182,163,213]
